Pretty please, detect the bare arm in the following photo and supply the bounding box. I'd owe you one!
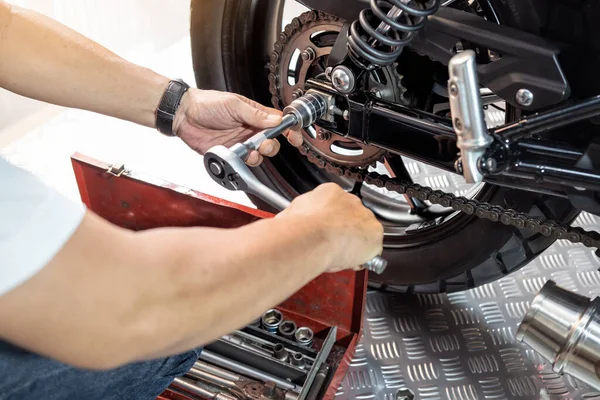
[0,1,168,127]
[0,184,382,370]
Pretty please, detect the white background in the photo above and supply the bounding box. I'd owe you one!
[0,0,306,206]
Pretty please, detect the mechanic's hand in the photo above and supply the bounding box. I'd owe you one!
[283,183,384,273]
[172,89,303,166]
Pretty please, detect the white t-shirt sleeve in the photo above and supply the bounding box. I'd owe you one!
[0,157,85,295]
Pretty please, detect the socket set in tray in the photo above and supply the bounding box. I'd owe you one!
[165,309,344,400]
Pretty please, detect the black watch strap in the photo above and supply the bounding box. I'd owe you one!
[156,79,190,136]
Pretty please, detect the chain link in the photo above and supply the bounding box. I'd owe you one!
[268,11,600,254]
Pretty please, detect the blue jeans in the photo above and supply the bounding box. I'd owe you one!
[0,341,201,400]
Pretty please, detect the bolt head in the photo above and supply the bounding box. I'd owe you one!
[455,158,464,175]
[516,88,534,107]
[331,66,355,93]
[316,129,331,141]
[292,89,304,100]
[370,88,382,98]
[301,47,316,62]
[449,83,458,97]
[454,117,463,131]
[485,157,497,172]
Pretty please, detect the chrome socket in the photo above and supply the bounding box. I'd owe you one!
[278,320,297,340]
[261,309,283,333]
[291,352,306,369]
[517,280,600,391]
[294,327,314,347]
[273,343,289,362]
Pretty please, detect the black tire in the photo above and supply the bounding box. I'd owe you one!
[190,0,590,293]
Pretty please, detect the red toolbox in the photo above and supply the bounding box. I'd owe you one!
[71,152,368,400]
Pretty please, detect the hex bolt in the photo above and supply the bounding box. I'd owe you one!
[316,129,331,141]
[484,157,497,173]
[449,83,458,97]
[370,88,382,98]
[455,158,464,175]
[331,66,355,94]
[516,88,534,107]
[292,89,304,100]
[454,117,463,131]
[301,47,316,62]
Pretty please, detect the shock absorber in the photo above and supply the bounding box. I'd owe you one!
[347,0,441,69]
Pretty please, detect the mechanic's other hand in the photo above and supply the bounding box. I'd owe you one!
[283,183,384,273]
[172,89,303,166]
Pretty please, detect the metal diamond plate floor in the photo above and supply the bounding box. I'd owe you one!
[340,149,600,400]
[338,210,600,400]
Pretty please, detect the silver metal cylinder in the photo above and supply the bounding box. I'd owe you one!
[291,352,306,369]
[294,327,314,347]
[220,334,272,357]
[199,350,301,393]
[171,377,238,400]
[278,320,297,340]
[273,343,290,362]
[362,256,388,275]
[517,280,600,391]
[261,309,283,333]
[447,49,493,183]
[283,91,327,130]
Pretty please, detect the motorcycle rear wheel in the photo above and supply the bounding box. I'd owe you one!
[190,0,593,293]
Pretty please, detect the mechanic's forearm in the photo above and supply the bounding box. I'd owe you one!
[0,212,333,369]
[129,214,333,361]
[0,2,168,127]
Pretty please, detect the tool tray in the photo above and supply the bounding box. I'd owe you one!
[71,153,367,400]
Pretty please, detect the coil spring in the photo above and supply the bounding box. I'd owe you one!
[348,0,441,68]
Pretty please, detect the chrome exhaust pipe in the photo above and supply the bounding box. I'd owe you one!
[516,280,600,390]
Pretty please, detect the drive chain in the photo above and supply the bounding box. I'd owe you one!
[269,11,600,254]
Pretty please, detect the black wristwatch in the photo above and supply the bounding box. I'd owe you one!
[155,79,190,136]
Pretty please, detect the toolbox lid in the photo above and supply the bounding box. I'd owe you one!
[71,153,366,335]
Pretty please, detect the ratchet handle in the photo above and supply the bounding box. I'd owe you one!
[204,148,387,274]
[204,91,387,274]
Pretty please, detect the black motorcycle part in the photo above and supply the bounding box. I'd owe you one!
[303,2,570,110]
[190,0,584,292]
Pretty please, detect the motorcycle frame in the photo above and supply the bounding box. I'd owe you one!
[293,0,600,210]
[306,78,600,200]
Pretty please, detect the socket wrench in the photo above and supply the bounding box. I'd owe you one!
[204,91,387,275]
